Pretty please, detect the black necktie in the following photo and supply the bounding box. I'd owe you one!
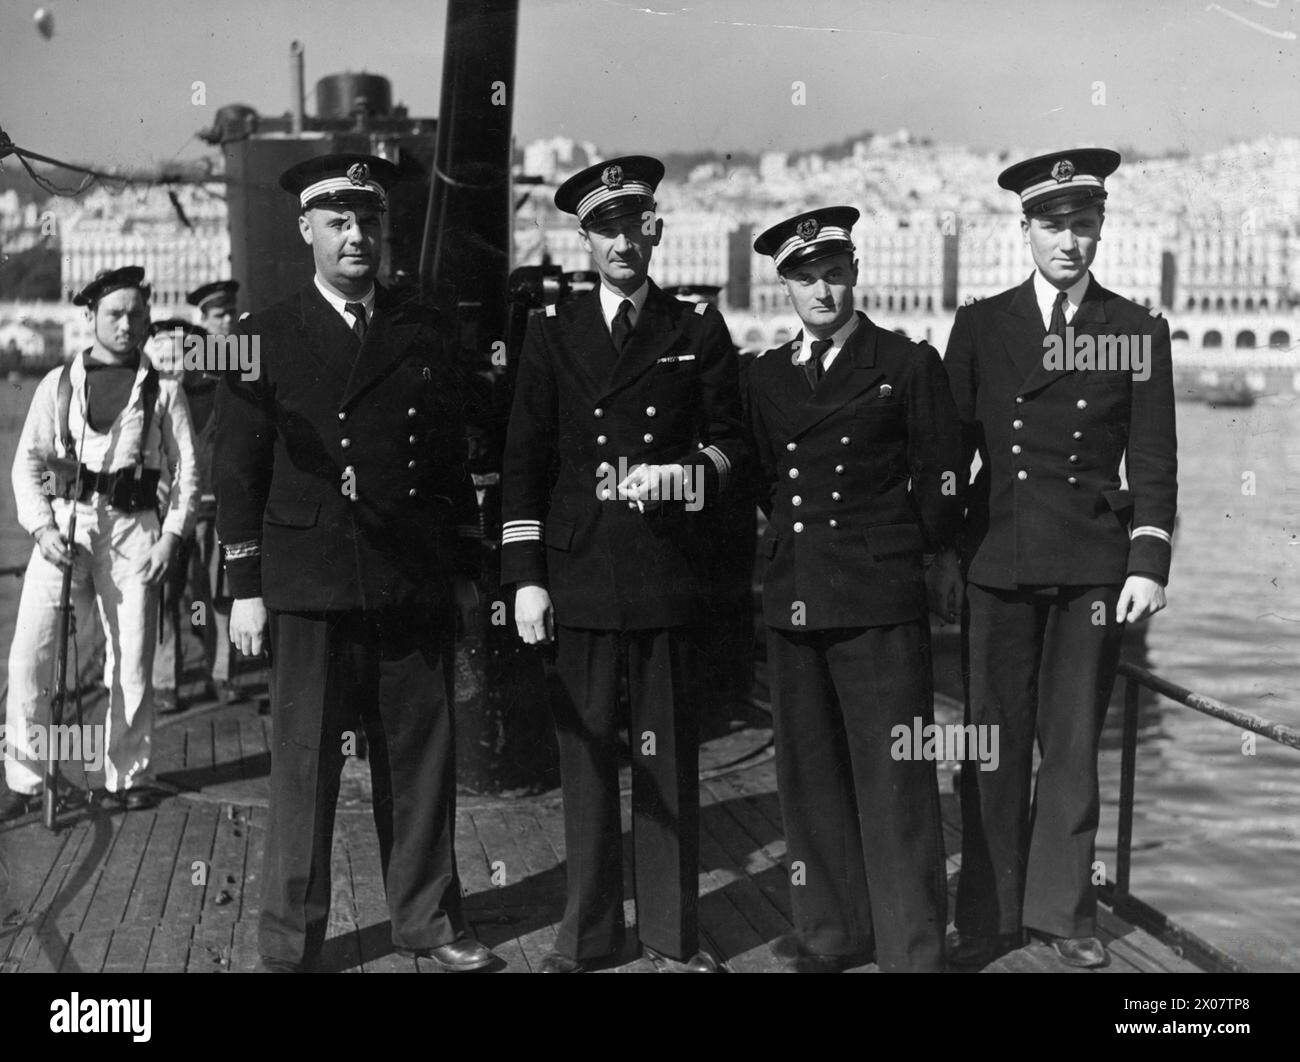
[807,338,833,388]
[345,301,368,344]
[1048,290,1069,339]
[611,299,634,352]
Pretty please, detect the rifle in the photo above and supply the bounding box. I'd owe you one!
[43,380,90,832]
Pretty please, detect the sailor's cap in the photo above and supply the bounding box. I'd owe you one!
[753,206,859,273]
[279,152,399,212]
[997,148,1121,216]
[555,155,665,226]
[73,266,149,307]
[187,279,239,309]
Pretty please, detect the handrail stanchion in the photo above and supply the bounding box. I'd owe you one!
[1116,675,1139,900]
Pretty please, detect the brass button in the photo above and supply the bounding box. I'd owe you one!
[1067,476,1078,485]
[597,434,608,445]
[600,488,612,500]
[408,460,416,469]
[792,496,802,506]
[786,442,797,452]
[1012,444,1022,455]
[408,434,418,445]
[828,519,839,528]
[793,522,804,533]
[1072,430,1083,440]
[789,468,799,479]
[407,407,417,418]
[831,491,841,501]
[1012,419,1024,430]
[340,437,351,448]
[408,488,418,498]
[646,406,656,417]
[597,462,612,474]
[1077,398,1088,410]
[1017,469,1028,481]
[643,433,654,444]
[1015,396,1024,404]
[594,407,604,418]
[343,465,355,475]
[1069,454,1080,464]
[840,436,851,446]
[835,464,845,474]
[337,411,346,421]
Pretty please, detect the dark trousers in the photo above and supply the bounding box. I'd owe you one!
[259,607,465,968]
[768,622,947,972]
[957,582,1124,940]
[550,625,700,961]
[154,518,233,690]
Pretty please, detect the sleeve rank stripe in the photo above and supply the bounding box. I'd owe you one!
[1130,526,1172,544]
[700,443,731,487]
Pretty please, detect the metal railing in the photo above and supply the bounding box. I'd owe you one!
[1102,661,1300,973]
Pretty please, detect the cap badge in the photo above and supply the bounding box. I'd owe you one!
[601,164,624,188]
[1050,159,1075,183]
[879,384,893,398]
[795,217,820,241]
[346,162,370,186]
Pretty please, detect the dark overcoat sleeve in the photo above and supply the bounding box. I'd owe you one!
[213,313,275,600]
[1125,314,1178,583]
[907,339,964,552]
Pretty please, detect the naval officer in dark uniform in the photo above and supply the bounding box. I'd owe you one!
[747,208,963,972]
[945,150,1177,969]
[214,153,496,973]
[501,156,746,973]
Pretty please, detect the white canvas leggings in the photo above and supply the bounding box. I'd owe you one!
[4,499,160,795]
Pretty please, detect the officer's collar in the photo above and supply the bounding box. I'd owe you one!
[598,279,649,328]
[794,311,861,364]
[314,274,377,320]
[1033,269,1092,324]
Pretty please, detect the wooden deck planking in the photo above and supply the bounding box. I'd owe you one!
[101,925,153,973]
[160,804,218,925]
[0,665,1215,975]
[122,808,186,925]
[79,808,153,932]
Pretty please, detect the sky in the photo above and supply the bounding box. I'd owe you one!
[0,0,1297,174]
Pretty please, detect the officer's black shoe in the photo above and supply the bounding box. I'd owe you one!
[770,932,874,973]
[1032,931,1109,969]
[643,945,721,973]
[946,930,1023,969]
[396,937,497,972]
[106,787,160,812]
[0,790,41,821]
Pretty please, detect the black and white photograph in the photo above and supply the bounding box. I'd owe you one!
[0,0,1296,1033]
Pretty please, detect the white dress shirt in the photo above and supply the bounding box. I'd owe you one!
[314,274,376,333]
[1033,270,1091,330]
[598,280,649,335]
[795,312,862,373]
